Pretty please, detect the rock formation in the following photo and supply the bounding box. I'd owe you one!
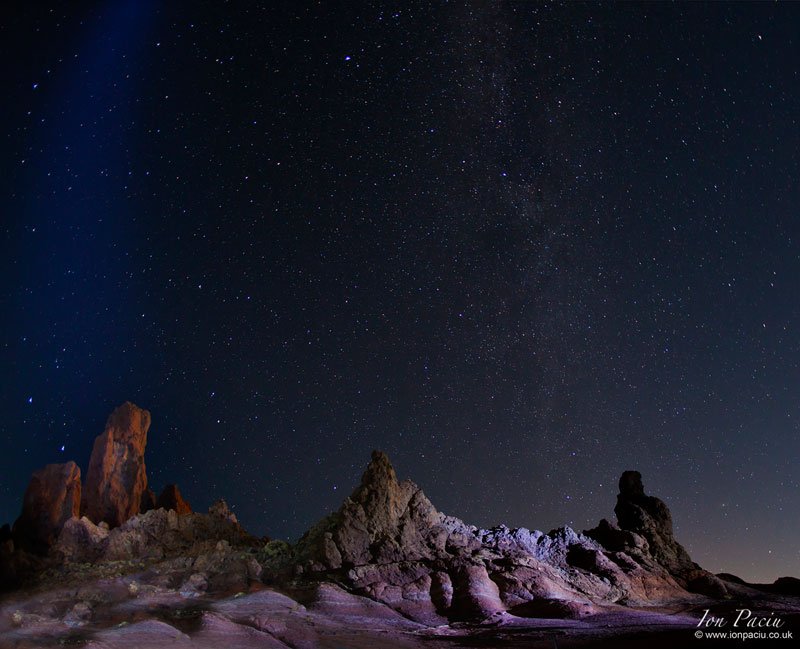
[0,406,739,627]
[11,462,81,554]
[54,503,257,564]
[81,402,150,528]
[614,470,694,574]
[612,470,727,597]
[291,451,709,624]
[156,484,192,515]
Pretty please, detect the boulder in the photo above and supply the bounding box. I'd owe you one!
[82,402,150,528]
[12,462,81,553]
[450,563,505,619]
[156,484,192,515]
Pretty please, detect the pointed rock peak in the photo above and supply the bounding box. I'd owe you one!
[140,488,157,514]
[156,484,192,515]
[618,470,645,499]
[359,450,398,490]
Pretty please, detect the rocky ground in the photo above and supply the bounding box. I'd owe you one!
[1,403,798,647]
[2,563,797,648]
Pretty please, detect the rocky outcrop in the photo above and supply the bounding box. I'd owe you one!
[296,450,473,572]
[12,462,81,554]
[81,402,150,528]
[614,470,694,574]
[1,408,739,628]
[156,484,192,515]
[55,503,258,564]
[291,451,708,623]
[613,470,727,597]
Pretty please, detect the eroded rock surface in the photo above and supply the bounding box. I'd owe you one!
[82,402,151,528]
[612,470,727,597]
[290,451,707,624]
[55,503,257,564]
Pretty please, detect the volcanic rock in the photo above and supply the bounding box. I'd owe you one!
[156,484,192,515]
[81,402,150,528]
[12,462,81,554]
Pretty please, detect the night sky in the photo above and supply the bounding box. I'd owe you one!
[1,2,798,583]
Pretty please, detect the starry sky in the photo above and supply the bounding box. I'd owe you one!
[1,2,798,583]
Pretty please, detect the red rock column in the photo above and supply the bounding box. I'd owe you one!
[81,402,150,528]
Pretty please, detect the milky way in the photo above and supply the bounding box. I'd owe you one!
[1,2,798,582]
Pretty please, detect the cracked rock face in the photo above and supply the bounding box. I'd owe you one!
[81,402,151,528]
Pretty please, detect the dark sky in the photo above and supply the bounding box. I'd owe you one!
[1,1,798,583]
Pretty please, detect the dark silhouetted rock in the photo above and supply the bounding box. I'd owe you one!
[614,470,693,574]
[156,484,192,515]
[613,470,726,597]
[717,572,747,585]
[81,402,150,528]
[12,462,81,554]
[140,488,157,514]
[771,576,800,596]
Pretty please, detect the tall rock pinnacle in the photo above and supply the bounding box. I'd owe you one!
[81,402,150,528]
[613,470,727,597]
